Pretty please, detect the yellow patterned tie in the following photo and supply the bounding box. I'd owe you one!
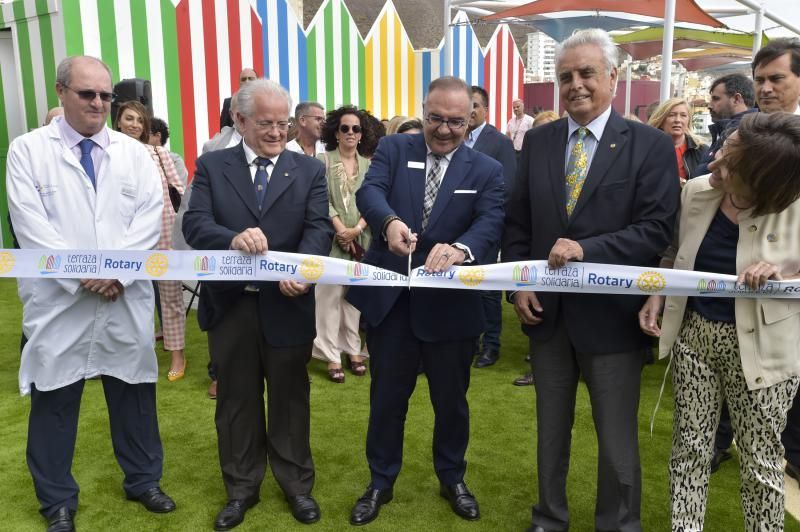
[565,127,589,216]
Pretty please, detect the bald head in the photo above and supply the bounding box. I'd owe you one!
[239,68,257,86]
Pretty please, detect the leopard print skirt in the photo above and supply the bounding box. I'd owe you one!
[670,310,798,532]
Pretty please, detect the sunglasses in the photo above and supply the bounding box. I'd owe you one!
[339,124,362,134]
[64,85,114,102]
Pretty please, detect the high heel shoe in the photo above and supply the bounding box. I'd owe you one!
[167,358,186,382]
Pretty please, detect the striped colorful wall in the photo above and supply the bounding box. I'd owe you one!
[0,0,524,245]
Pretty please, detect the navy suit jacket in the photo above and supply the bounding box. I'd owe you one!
[182,144,333,347]
[503,110,680,354]
[219,97,233,129]
[472,123,516,200]
[472,123,517,263]
[346,133,505,342]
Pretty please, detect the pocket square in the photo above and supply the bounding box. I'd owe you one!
[453,189,477,194]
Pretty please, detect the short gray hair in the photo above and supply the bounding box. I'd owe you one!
[56,56,112,87]
[555,29,620,74]
[237,79,292,118]
[294,101,324,120]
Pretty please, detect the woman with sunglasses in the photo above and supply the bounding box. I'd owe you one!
[638,112,800,530]
[114,100,187,382]
[312,105,372,383]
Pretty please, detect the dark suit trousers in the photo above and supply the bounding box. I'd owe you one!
[365,292,474,490]
[27,376,163,518]
[529,313,643,532]
[209,294,314,501]
[782,394,800,467]
[480,289,502,351]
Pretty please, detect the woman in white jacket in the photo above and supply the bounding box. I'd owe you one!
[639,112,800,531]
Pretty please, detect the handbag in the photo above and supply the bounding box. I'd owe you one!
[350,241,366,262]
[167,185,182,213]
[155,150,182,213]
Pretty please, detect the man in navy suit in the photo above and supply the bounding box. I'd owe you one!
[503,30,679,532]
[183,79,332,531]
[465,85,517,369]
[346,76,505,525]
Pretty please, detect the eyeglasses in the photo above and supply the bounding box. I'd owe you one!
[250,119,290,131]
[302,115,324,123]
[64,85,114,102]
[339,124,362,134]
[425,114,467,130]
[240,76,257,83]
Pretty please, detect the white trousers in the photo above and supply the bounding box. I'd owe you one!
[312,284,362,364]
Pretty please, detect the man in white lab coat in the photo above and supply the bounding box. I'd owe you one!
[6,56,176,532]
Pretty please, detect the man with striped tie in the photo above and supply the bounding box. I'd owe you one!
[346,76,505,525]
[503,29,679,532]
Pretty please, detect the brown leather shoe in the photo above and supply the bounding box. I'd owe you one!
[208,380,218,399]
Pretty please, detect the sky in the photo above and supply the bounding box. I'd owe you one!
[697,0,800,37]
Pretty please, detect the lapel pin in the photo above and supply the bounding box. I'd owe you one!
[284,172,289,177]
[610,143,616,149]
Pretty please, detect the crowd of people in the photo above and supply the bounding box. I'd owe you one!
[4,27,800,532]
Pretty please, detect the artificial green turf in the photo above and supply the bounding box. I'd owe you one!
[0,277,797,531]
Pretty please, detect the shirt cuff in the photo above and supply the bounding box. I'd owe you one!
[452,242,474,264]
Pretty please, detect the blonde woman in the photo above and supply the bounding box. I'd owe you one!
[648,98,709,183]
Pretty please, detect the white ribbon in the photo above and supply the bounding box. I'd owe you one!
[1,248,798,298]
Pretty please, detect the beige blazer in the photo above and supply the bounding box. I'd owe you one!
[659,176,800,390]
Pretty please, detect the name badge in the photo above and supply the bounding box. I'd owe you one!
[407,161,425,169]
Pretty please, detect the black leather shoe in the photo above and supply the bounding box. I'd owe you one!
[214,497,259,531]
[47,507,75,532]
[473,349,499,368]
[710,448,732,474]
[439,482,479,521]
[350,487,393,526]
[526,526,549,532]
[127,486,176,513]
[786,461,800,488]
[513,373,535,386]
[287,494,320,524]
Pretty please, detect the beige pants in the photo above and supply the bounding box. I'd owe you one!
[312,284,362,364]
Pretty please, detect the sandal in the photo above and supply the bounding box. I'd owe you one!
[327,367,345,383]
[348,357,367,377]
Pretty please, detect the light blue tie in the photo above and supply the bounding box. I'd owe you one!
[79,138,96,189]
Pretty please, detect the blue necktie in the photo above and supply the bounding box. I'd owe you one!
[254,157,271,210]
[79,138,96,189]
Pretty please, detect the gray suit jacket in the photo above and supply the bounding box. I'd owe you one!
[202,126,239,154]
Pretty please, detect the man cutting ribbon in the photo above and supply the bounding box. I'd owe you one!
[345,76,505,525]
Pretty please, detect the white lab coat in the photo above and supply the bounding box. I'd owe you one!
[6,120,164,395]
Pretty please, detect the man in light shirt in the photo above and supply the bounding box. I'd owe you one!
[285,101,326,156]
[506,98,534,153]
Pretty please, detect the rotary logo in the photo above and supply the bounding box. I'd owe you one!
[458,266,486,287]
[145,253,169,277]
[299,257,324,282]
[0,252,16,275]
[636,271,666,293]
